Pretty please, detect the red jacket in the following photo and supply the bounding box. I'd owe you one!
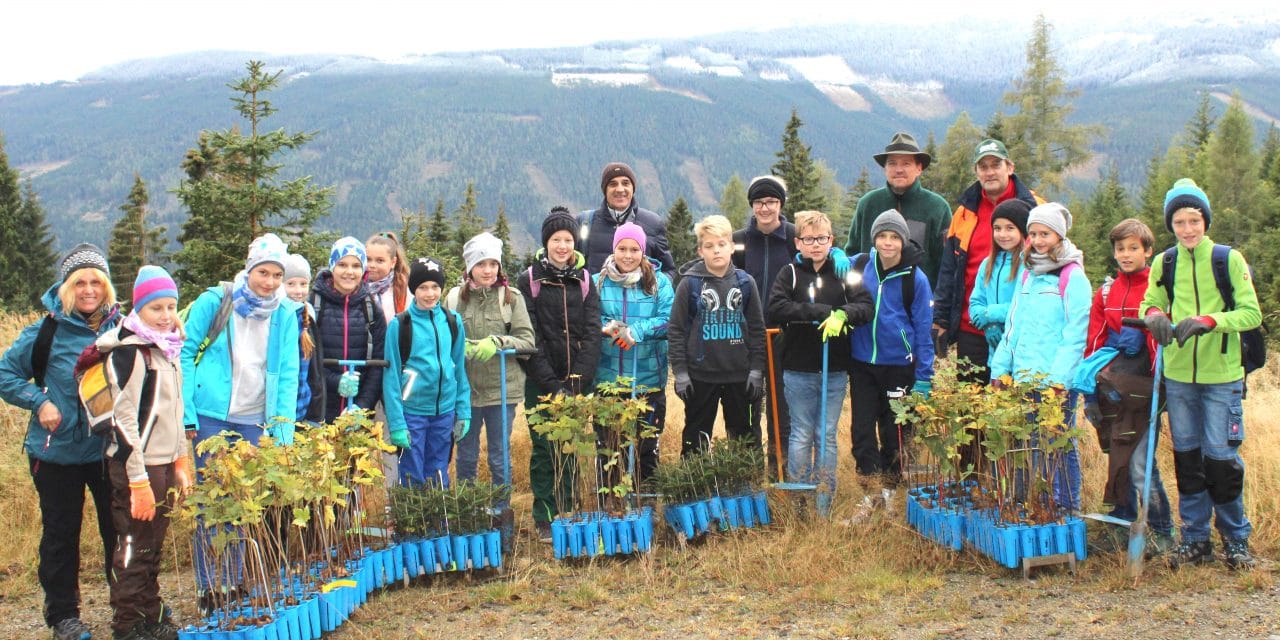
[1085,266,1158,372]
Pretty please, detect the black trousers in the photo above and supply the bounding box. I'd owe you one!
[681,379,757,456]
[28,456,116,627]
[955,331,991,470]
[109,461,175,634]
[848,361,915,483]
[763,331,791,479]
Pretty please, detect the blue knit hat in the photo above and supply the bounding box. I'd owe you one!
[329,236,367,271]
[1163,178,1211,232]
[133,265,178,310]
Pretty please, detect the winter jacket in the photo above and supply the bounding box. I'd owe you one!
[98,328,187,482]
[967,250,1024,355]
[579,201,677,277]
[515,253,602,394]
[382,303,470,434]
[311,272,387,420]
[1140,239,1261,385]
[934,175,1042,344]
[767,255,872,374]
[595,259,675,389]
[443,284,536,407]
[732,216,796,314]
[181,285,301,427]
[990,263,1091,387]
[847,245,936,382]
[0,287,120,465]
[844,179,951,286]
[296,303,325,422]
[1085,267,1158,372]
[668,259,767,383]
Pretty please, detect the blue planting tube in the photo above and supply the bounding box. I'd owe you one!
[1053,523,1070,555]
[552,519,568,559]
[1037,526,1053,557]
[567,520,583,557]
[391,543,405,583]
[451,535,468,570]
[723,497,741,529]
[692,500,710,534]
[618,516,634,554]
[485,530,502,568]
[707,495,724,522]
[469,534,487,568]
[418,540,435,575]
[433,536,451,572]
[738,496,755,528]
[600,517,616,555]
[584,520,601,557]
[675,504,696,539]
[753,491,770,525]
[636,511,653,551]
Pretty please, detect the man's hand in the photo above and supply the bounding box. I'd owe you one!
[746,370,765,402]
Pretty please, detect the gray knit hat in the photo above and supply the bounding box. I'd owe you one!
[870,209,911,244]
[283,253,311,282]
[60,243,110,281]
[1027,202,1073,239]
[463,232,504,276]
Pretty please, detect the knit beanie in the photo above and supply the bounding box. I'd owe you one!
[408,257,446,292]
[463,232,504,276]
[747,175,787,206]
[870,209,911,244]
[600,162,637,195]
[1163,178,1212,232]
[991,199,1032,236]
[245,233,289,272]
[1027,202,1073,239]
[541,206,579,248]
[329,236,367,271]
[60,243,110,281]
[612,222,647,253]
[283,253,311,282]
[133,265,179,309]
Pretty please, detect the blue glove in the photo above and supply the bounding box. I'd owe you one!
[338,370,361,398]
[267,420,296,445]
[984,324,1003,350]
[828,247,850,278]
[390,429,411,449]
[1106,326,1145,356]
[911,380,932,398]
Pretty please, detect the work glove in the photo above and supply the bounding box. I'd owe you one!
[1174,315,1216,347]
[828,247,850,278]
[129,479,156,521]
[612,327,636,350]
[674,371,693,401]
[932,324,949,359]
[601,319,626,337]
[992,374,1013,390]
[453,419,471,442]
[389,429,411,450]
[1083,401,1103,427]
[468,336,499,362]
[338,370,361,398]
[984,324,1003,350]
[911,380,932,398]
[817,309,848,341]
[746,370,765,402]
[1144,310,1174,347]
[174,456,194,494]
[267,421,295,445]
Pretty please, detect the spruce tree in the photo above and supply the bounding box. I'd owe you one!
[771,109,825,215]
[492,202,514,269]
[1263,124,1280,196]
[835,166,872,236]
[1201,95,1272,245]
[12,182,58,309]
[1185,91,1216,153]
[108,175,168,303]
[919,131,941,193]
[719,174,749,230]
[0,137,24,307]
[453,181,485,257]
[1078,165,1134,283]
[666,196,696,281]
[428,198,450,246]
[933,111,985,206]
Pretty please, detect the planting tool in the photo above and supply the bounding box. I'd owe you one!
[764,327,785,482]
[496,347,537,551]
[1122,316,1162,580]
[322,358,390,413]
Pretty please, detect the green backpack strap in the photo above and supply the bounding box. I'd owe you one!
[193,282,235,365]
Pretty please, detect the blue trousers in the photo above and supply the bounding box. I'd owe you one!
[192,416,264,591]
[454,404,517,485]
[398,412,455,487]
[783,370,844,492]
[1165,379,1252,543]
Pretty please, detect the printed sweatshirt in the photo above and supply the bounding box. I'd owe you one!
[668,259,767,383]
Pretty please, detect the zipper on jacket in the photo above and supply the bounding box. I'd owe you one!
[1189,248,1200,383]
[619,286,628,377]
[428,308,445,411]
[871,267,910,364]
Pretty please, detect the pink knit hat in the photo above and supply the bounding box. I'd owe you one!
[613,222,647,253]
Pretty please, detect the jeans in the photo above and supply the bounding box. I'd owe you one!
[1165,379,1252,542]
[783,370,844,492]
[28,457,116,627]
[398,411,455,488]
[192,416,264,591]
[454,404,518,485]
[1109,426,1174,534]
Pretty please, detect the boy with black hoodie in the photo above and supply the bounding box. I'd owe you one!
[670,215,767,456]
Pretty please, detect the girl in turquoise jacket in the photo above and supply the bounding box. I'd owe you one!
[968,199,1029,366]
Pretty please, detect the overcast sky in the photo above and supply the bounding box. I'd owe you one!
[4,0,1273,86]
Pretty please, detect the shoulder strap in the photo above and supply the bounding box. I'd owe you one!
[500,287,513,326]
[579,270,591,300]
[363,297,377,359]
[396,310,412,366]
[1160,247,1178,305]
[528,266,540,299]
[1057,262,1078,298]
[447,309,460,346]
[853,253,870,273]
[734,269,752,307]
[686,275,705,317]
[195,282,236,365]
[1100,275,1114,302]
[1210,244,1235,310]
[444,288,461,311]
[31,314,58,388]
[902,265,916,322]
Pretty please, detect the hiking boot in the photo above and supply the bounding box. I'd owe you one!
[112,622,159,640]
[1222,538,1257,570]
[535,521,553,544]
[1167,539,1215,570]
[1145,531,1176,558]
[51,618,91,640]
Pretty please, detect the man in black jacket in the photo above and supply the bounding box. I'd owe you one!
[578,162,677,278]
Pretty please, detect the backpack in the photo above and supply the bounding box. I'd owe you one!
[396,308,461,367]
[73,339,155,441]
[30,314,59,389]
[179,282,234,366]
[444,286,513,332]
[685,269,753,319]
[1157,244,1268,374]
[853,254,915,322]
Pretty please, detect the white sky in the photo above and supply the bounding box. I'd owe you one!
[3,0,1274,86]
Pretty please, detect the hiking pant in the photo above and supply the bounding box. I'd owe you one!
[28,457,116,628]
[398,411,455,488]
[192,416,263,591]
[455,403,518,486]
[680,378,757,457]
[527,384,577,523]
[848,361,914,483]
[1165,379,1252,543]
[108,460,174,635]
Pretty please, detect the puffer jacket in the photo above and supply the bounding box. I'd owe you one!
[98,328,187,482]
[516,252,602,394]
[0,286,120,465]
[767,254,872,374]
[990,262,1091,386]
[595,258,674,389]
[967,250,1024,350]
[579,201,677,277]
[311,272,386,420]
[382,303,470,433]
[1140,239,1261,385]
[732,216,796,313]
[443,284,536,407]
[181,284,301,427]
[848,244,936,382]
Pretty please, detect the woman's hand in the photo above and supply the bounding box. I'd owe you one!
[37,401,61,431]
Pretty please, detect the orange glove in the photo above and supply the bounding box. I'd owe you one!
[130,480,156,521]
[174,456,194,493]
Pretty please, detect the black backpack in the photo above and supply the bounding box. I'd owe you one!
[1158,244,1267,374]
[396,308,461,366]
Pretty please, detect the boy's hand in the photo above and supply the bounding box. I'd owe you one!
[674,372,692,401]
[1143,310,1173,347]
[746,370,764,402]
[818,309,848,341]
[389,429,411,450]
[1174,316,1216,346]
[828,247,850,277]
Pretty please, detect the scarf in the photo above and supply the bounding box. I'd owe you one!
[608,206,631,225]
[1027,238,1084,275]
[82,307,109,331]
[600,256,642,288]
[123,310,184,360]
[231,271,282,320]
[366,272,394,298]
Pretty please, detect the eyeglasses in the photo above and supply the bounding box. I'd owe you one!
[798,235,832,246]
[752,199,782,210]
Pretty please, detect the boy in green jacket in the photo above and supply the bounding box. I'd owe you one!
[1141,179,1261,570]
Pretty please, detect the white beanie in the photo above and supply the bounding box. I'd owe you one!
[463,232,504,276]
[246,233,289,272]
[283,253,311,282]
[1027,202,1073,239]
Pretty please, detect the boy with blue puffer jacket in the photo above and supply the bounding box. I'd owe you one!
[383,257,470,487]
